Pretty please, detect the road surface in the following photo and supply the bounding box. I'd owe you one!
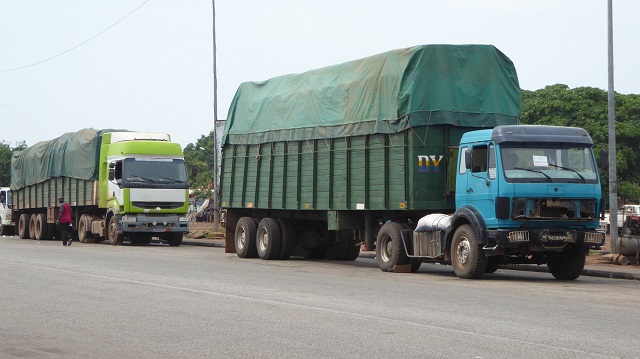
[1,236,638,358]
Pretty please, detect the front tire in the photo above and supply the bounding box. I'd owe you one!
[376,222,409,272]
[107,215,123,245]
[167,233,183,247]
[547,246,586,280]
[450,224,487,279]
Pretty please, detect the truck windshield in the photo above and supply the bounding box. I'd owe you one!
[123,158,188,187]
[501,145,598,184]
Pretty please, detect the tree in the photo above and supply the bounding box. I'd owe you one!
[521,85,640,204]
[0,141,27,187]
[183,130,216,200]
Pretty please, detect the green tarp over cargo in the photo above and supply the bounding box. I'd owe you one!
[11,129,110,190]
[223,44,521,145]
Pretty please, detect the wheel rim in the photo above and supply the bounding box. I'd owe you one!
[109,219,116,242]
[258,228,268,252]
[380,235,393,262]
[236,227,246,250]
[79,221,86,242]
[455,237,471,267]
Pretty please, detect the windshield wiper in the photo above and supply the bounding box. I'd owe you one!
[513,167,553,182]
[157,176,182,183]
[548,164,587,183]
[128,175,156,183]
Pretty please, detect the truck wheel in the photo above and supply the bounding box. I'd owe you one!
[547,247,585,280]
[138,234,153,245]
[256,218,281,260]
[451,224,487,279]
[276,219,295,260]
[324,239,348,260]
[167,233,183,246]
[376,222,409,272]
[29,215,37,240]
[18,214,30,239]
[484,256,500,274]
[235,217,257,258]
[35,213,49,240]
[107,215,123,245]
[78,215,93,243]
[401,223,422,272]
[344,240,361,261]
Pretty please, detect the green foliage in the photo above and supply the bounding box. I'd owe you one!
[522,85,640,203]
[183,130,217,200]
[0,141,27,187]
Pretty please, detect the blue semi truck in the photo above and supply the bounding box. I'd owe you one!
[221,45,605,280]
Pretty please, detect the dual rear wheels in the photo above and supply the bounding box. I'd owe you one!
[234,217,360,261]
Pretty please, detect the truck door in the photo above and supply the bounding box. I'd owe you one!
[463,143,497,222]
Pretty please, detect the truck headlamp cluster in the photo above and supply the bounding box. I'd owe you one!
[121,215,137,222]
[584,232,605,244]
[179,216,189,222]
[508,231,529,243]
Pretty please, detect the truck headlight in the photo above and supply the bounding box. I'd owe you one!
[121,215,137,222]
[179,216,189,222]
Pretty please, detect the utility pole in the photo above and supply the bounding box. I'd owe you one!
[607,0,618,253]
[212,0,220,231]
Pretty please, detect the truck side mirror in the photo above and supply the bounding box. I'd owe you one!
[464,151,473,170]
[108,162,116,181]
[192,165,198,179]
[600,149,609,170]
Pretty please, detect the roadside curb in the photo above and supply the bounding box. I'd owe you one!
[182,240,640,281]
[500,264,640,281]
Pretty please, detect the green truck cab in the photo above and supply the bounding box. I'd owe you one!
[220,45,604,279]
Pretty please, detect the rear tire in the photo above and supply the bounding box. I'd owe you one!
[324,238,348,260]
[276,218,295,260]
[18,214,30,239]
[35,213,49,240]
[29,215,37,240]
[256,218,281,260]
[235,217,257,258]
[376,222,409,272]
[344,239,361,261]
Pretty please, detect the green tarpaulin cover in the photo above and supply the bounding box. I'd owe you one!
[11,128,105,190]
[223,44,520,145]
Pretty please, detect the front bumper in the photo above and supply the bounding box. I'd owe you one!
[488,228,605,251]
[117,214,190,234]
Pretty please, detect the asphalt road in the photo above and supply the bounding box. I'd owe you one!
[1,236,639,359]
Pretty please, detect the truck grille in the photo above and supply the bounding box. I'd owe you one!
[132,202,185,210]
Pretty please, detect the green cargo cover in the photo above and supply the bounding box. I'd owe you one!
[11,129,109,190]
[223,44,520,145]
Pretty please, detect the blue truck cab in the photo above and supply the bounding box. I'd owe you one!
[447,125,605,279]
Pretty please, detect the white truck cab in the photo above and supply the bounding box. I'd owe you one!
[0,187,14,236]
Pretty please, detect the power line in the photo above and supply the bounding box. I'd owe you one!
[0,0,151,73]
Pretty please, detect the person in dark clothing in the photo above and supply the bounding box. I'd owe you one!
[57,196,73,246]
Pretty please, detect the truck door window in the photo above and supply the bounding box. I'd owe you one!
[471,145,487,173]
[488,144,496,179]
[459,147,468,174]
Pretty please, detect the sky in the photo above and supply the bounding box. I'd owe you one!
[1,1,638,149]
